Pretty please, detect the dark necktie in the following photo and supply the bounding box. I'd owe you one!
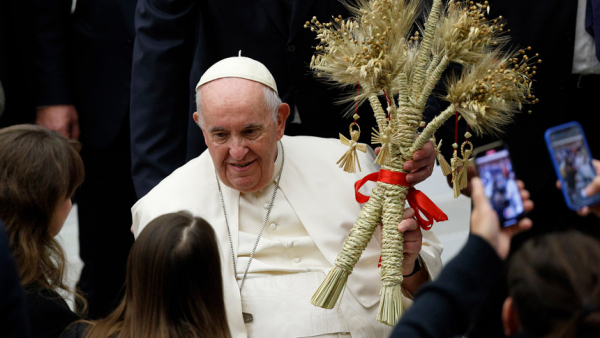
[585,0,600,61]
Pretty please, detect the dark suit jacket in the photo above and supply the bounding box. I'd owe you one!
[390,235,504,338]
[130,0,440,198]
[24,284,79,338]
[0,0,36,127]
[0,221,31,338]
[31,0,136,148]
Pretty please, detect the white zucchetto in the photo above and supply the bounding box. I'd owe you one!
[195,51,278,94]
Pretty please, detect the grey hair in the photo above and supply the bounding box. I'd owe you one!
[195,83,281,128]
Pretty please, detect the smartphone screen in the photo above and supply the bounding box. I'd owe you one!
[474,142,525,227]
[546,122,600,210]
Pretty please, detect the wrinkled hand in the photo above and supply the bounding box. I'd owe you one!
[36,104,80,140]
[397,208,422,276]
[556,159,600,218]
[470,177,533,259]
[374,140,436,186]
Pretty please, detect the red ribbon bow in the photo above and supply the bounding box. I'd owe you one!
[354,169,448,230]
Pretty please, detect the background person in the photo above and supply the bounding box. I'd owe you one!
[0,125,85,338]
[63,212,231,338]
[390,176,533,337]
[31,0,138,318]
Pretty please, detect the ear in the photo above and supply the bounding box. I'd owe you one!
[194,112,209,145]
[502,297,521,337]
[193,111,200,126]
[276,103,290,140]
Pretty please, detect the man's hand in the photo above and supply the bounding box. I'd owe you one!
[397,208,422,276]
[374,140,436,186]
[397,208,429,294]
[557,159,600,218]
[36,104,80,140]
[404,140,436,185]
[470,177,533,259]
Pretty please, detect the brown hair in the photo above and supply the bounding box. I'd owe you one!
[508,231,600,338]
[0,124,84,293]
[81,211,231,338]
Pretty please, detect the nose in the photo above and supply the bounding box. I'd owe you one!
[229,137,249,160]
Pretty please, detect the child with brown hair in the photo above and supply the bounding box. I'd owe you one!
[0,124,85,338]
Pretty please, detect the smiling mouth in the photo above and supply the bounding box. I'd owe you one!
[230,161,254,168]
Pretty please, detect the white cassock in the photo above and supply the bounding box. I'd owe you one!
[132,135,443,338]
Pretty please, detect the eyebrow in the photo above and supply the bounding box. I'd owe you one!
[243,123,263,130]
[209,124,263,133]
[209,127,227,133]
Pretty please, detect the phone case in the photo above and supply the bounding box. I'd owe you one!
[545,121,600,211]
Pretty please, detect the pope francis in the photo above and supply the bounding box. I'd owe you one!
[131,55,443,338]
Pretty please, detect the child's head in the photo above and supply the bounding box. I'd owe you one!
[504,231,600,338]
[84,211,231,338]
[0,124,84,288]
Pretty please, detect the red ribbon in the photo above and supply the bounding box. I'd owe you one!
[354,169,448,230]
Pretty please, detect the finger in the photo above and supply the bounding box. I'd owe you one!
[577,206,590,217]
[398,218,418,232]
[517,180,525,190]
[404,157,433,172]
[584,176,600,197]
[592,159,600,172]
[556,179,562,190]
[405,166,431,184]
[403,228,422,243]
[403,208,415,219]
[470,177,486,207]
[416,141,435,160]
[374,146,381,155]
[504,217,533,236]
[70,121,81,141]
[403,243,422,257]
[523,199,534,213]
[58,125,70,138]
[519,188,530,201]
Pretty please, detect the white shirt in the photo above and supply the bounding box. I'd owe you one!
[572,0,600,74]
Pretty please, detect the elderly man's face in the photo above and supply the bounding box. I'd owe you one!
[194,78,289,193]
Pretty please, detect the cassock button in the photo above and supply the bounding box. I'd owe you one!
[269,223,277,230]
[263,202,270,209]
[294,257,301,263]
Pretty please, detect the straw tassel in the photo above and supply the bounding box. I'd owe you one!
[372,126,401,166]
[436,139,452,176]
[337,128,367,173]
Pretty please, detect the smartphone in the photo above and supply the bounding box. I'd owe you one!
[473,141,526,227]
[545,121,600,211]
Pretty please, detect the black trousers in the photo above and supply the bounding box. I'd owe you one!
[76,120,136,319]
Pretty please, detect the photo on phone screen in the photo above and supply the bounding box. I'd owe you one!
[545,122,600,210]
[474,142,525,227]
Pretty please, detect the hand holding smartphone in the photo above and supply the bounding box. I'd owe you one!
[545,122,600,211]
[473,141,526,227]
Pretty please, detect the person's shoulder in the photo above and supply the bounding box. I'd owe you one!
[24,285,79,338]
[61,322,90,338]
[138,151,214,201]
[131,151,217,236]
